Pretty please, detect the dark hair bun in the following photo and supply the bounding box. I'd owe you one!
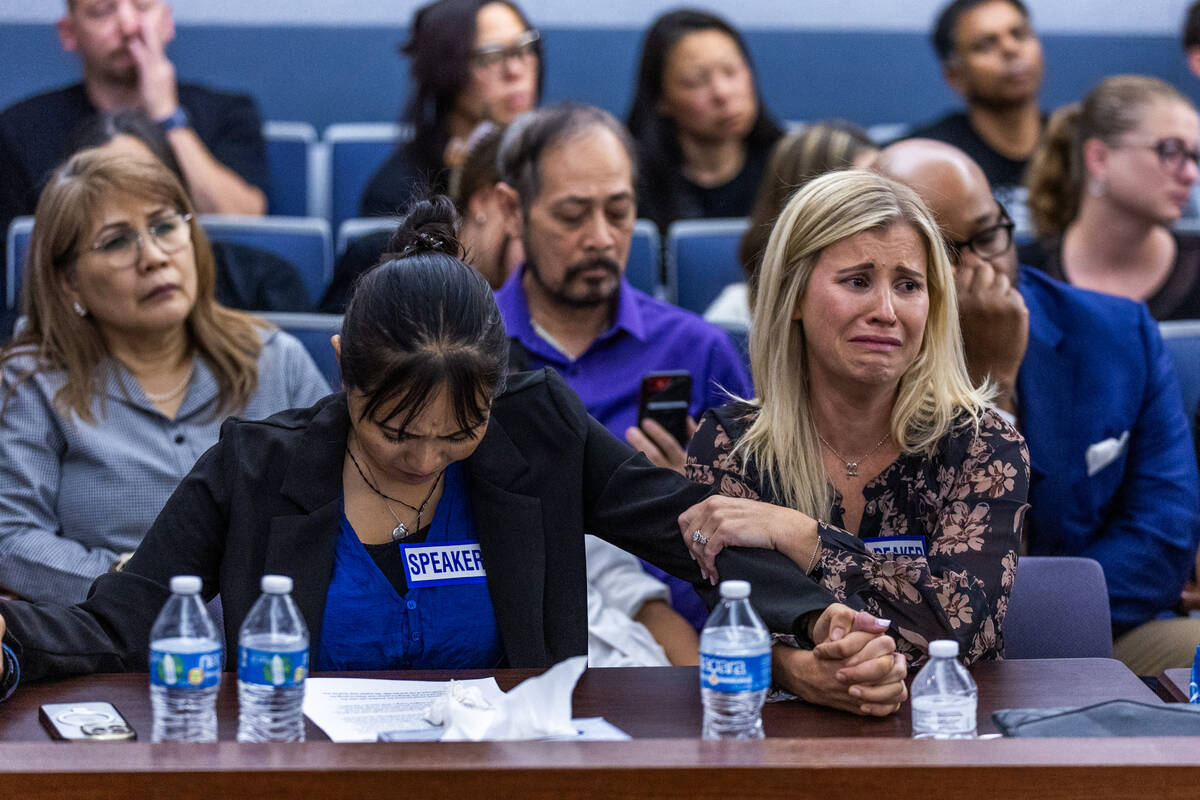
[386,195,464,261]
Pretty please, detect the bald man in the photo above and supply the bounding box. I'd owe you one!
[877,139,1200,677]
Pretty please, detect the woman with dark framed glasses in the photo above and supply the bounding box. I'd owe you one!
[1022,75,1200,320]
[361,0,542,218]
[0,149,328,605]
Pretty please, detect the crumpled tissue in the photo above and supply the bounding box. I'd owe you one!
[424,655,587,741]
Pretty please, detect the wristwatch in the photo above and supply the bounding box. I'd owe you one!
[157,106,191,132]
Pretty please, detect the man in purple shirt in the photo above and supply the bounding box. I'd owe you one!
[493,104,752,630]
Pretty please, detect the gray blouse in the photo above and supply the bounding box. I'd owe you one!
[0,328,330,603]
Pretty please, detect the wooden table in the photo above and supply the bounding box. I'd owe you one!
[3,659,1199,799]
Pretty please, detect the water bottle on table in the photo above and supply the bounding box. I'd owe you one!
[238,574,309,742]
[699,579,770,739]
[149,574,222,742]
[911,639,977,739]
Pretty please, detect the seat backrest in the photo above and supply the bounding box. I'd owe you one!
[336,217,398,257]
[1004,556,1112,659]
[666,218,749,312]
[325,123,409,233]
[1159,319,1200,435]
[5,216,33,312]
[263,121,318,218]
[626,220,660,297]
[866,122,911,143]
[199,215,332,307]
[256,311,343,389]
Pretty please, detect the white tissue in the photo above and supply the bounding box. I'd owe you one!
[436,655,587,741]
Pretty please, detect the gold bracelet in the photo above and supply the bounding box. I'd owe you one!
[805,534,822,573]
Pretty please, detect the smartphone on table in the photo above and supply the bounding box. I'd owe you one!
[637,371,693,448]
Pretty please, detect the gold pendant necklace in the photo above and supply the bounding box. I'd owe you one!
[817,432,891,478]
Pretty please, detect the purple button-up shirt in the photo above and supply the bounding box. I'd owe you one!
[495,267,752,437]
[494,266,753,630]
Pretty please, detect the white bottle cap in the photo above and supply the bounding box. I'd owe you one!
[719,580,750,599]
[261,574,294,594]
[929,639,959,658]
[169,575,202,595]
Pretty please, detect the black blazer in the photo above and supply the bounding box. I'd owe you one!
[2,370,828,681]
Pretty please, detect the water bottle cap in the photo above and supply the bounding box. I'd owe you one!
[169,575,202,595]
[929,639,959,658]
[719,580,750,599]
[261,574,293,594]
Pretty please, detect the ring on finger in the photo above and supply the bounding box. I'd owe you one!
[691,530,709,546]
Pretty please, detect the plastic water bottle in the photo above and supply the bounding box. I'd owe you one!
[237,574,309,742]
[911,639,977,739]
[149,575,222,742]
[699,580,770,739]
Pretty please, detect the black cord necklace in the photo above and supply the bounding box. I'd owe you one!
[347,445,444,541]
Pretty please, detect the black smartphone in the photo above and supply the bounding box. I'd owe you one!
[39,701,137,741]
[637,371,692,447]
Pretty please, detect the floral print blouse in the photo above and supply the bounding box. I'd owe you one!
[685,402,1030,666]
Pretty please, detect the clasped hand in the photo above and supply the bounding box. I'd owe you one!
[780,603,908,716]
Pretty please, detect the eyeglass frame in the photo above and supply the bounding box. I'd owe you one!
[470,28,540,71]
[944,201,1015,265]
[83,211,195,269]
[1111,137,1200,173]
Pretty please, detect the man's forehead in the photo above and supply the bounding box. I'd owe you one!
[536,127,633,199]
[955,0,1029,44]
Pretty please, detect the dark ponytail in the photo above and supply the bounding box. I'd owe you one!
[1026,103,1082,238]
[341,195,509,430]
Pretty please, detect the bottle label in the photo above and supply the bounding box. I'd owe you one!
[699,651,770,693]
[238,647,308,687]
[150,647,222,689]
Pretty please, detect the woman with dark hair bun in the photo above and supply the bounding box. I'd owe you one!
[627,9,784,233]
[360,0,543,218]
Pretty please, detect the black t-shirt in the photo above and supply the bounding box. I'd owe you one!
[1019,232,1200,321]
[211,241,311,313]
[902,112,1040,228]
[636,138,776,233]
[359,146,449,219]
[320,229,394,313]
[0,82,268,252]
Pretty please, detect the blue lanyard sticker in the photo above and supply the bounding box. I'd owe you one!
[862,535,927,557]
[400,540,488,587]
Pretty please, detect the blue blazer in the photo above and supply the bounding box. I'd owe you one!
[1017,267,1200,632]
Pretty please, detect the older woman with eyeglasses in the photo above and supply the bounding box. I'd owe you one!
[1021,75,1200,320]
[0,149,328,605]
[361,0,542,218]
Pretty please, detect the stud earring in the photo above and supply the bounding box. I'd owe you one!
[1087,176,1107,197]
[73,301,87,317]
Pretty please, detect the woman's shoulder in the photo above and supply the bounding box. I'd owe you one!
[932,407,1027,473]
[492,368,587,432]
[706,400,759,441]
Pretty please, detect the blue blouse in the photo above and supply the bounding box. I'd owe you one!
[317,462,504,671]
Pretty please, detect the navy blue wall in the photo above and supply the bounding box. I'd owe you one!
[1,23,1193,131]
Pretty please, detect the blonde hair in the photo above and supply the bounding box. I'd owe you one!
[2,149,267,423]
[739,121,877,286]
[1026,74,1194,237]
[737,169,992,519]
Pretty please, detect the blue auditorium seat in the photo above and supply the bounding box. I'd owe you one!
[626,220,660,297]
[325,123,410,233]
[665,218,749,313]
[198,215,332,307]
[5,216,33,312]
[1160,319,1200,434]
[1004,556,1112,659]
[256,311,343,390]
[263,121,319,218]
[336,217,397,258]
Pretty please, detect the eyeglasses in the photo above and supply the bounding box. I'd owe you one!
[945,203,1014,264]
[1115,137,1200,173]
[470,29,540,71]
[86,212,193,269]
